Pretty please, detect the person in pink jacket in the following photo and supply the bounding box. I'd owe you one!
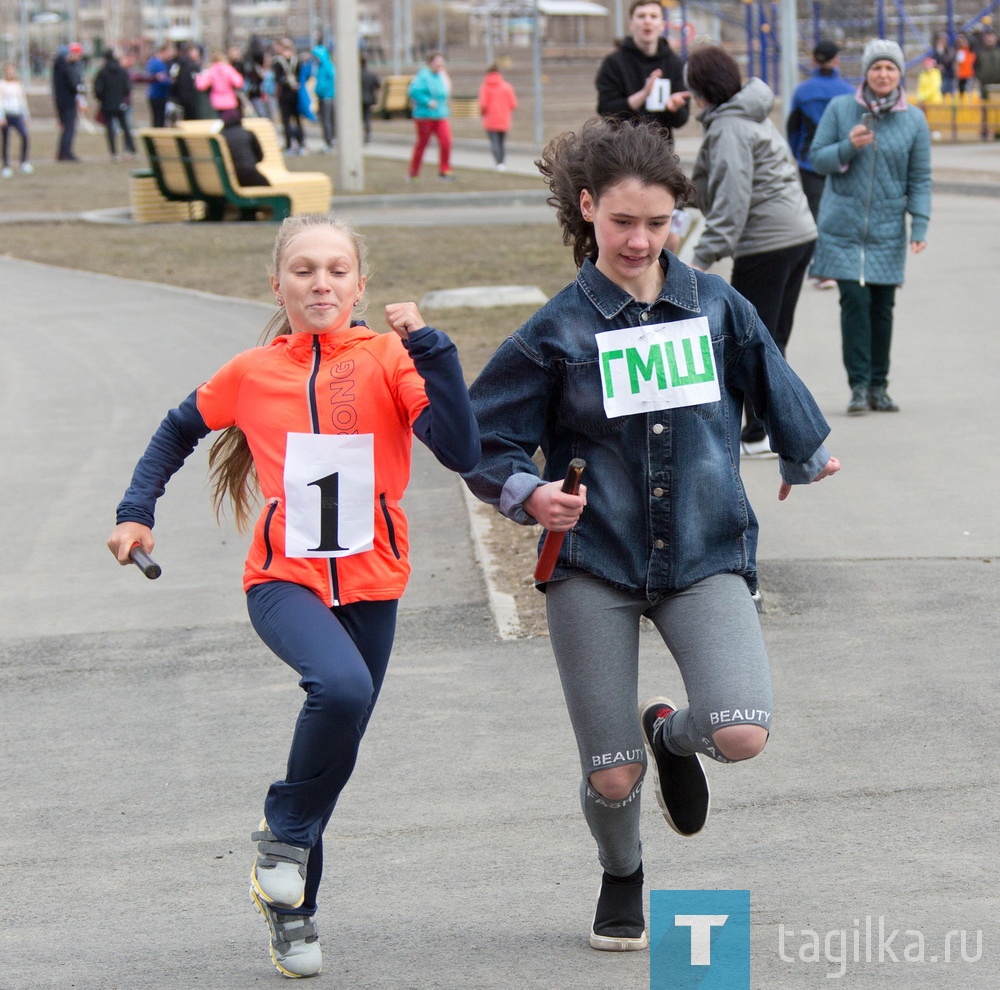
[478,64,518,170]
[196,49,245,115]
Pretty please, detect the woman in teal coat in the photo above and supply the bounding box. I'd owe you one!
[810,39,931,415]
[406,53,452,180]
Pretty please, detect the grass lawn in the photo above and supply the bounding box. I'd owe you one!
[0,130,576,378]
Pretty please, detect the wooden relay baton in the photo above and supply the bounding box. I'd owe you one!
[533,458,586,582]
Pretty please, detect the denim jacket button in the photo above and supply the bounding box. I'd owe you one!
[640,311,650,321]
[652,487,664,497]
[652,423,664,434]
[654,539,665,549]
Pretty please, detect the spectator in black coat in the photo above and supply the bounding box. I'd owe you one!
[595,0,690,139]
[220,108,268,187]
[171,42,205,121]
[94,49,135,159]
[220,108,269,220]
[52,43,86,161]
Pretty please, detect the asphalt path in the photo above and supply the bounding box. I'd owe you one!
[2,186,1000,988]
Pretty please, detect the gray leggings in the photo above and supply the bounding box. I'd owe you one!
[546,571,773,875]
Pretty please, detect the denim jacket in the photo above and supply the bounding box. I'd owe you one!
[462,253,831,599]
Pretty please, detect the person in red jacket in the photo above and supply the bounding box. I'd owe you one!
[107,214,479,979]
[478,63,518,170]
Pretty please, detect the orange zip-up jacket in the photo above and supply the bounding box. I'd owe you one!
[116,324,480,606]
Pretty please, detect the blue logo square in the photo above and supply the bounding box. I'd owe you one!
[650,889,750,990]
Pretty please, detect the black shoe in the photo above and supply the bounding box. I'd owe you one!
[589,864,648,951]
[868,386,900,412]
[847,385,869,415]
[639,697,710,836]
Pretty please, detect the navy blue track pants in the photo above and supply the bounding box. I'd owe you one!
[246,580,397,915]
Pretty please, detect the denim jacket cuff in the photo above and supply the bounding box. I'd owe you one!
[778,443,830,486]
[500,472,545,524]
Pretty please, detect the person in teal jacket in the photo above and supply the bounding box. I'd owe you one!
[311,44,335,150]
[406,52,452,180]
[809,38,931,415]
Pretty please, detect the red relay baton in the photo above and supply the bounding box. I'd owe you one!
[533,458,586,582]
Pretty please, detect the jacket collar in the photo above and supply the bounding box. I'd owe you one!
[576,252,701,319]
[273,322,376,361]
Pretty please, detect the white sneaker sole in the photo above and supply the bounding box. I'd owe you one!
[589,928,649,951]
[589,878,649,951]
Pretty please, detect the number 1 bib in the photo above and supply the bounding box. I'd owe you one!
[283,433,375,558]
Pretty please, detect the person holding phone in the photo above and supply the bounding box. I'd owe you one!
[808,38,931,415]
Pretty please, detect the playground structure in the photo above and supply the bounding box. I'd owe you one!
[675,0,1000,89]
[647,0,1000,139]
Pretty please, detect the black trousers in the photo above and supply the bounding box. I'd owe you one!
[730,239,815,443]
[798,168,825,221]
[102,109,135,156]
[56,105,77,160]
[149,95,167,128]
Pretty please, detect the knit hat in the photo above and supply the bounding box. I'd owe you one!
[862,38,905,76]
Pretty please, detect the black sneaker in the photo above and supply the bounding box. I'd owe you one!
[868,386,900,412]
[639,697,710,836]
[589,864,648,951]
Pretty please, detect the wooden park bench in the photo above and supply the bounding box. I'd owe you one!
[376,75,414,118]
[451,95,480,119]
[134,118,332,222]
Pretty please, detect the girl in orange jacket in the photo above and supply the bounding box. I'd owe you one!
[478,63,518,169]
[955,33,977,95]
[107,214,479,978]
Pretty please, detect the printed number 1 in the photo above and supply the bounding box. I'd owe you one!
[308,471,346,552]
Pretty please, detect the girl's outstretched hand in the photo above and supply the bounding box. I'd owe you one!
[778,456,841,502]
[384,302,426,341]
[107,522,154,565]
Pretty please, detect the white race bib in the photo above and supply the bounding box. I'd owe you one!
[645,77,672,112]
[283,433,375,558]
[596,317,720,419]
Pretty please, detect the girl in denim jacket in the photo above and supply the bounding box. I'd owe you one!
[463,117,839,953]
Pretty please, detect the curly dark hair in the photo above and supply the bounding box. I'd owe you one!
[536,116,695,267]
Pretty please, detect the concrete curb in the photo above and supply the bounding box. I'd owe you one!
[458,483,523,640]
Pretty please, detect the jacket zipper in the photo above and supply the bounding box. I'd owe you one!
[860,117,878,287]
[380,493,401,559]
[262,498,279,570]
[310,336,340,605]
